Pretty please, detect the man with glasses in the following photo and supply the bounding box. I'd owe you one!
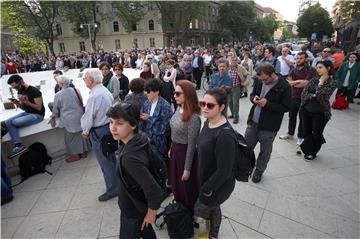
[5,75,45,158]
[145,54,160,78]
[81,69,118,202]
[245,63,291,183]
[312,48,335,68]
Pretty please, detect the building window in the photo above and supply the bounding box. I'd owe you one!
[113,21,119,32]
[133,38,138,48]
[203,20,206,30]
[150,38,155,47]
[189,22,193,29]
[208,22,211,30]
[96,5,100,13]
[149,20,154,31]
[190,38,195,45]
[212,8,215,16]
[59,42,65,53]
[132,23,137,31]
[56,24,62,35]
[194,19,199,29]
[115,39,121,50]
[79,41,86,51]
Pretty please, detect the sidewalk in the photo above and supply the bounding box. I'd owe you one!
[2,93,359,239]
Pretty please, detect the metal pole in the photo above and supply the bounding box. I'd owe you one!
[87,24,93,52]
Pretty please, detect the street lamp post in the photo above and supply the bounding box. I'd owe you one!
[80,23,98,52]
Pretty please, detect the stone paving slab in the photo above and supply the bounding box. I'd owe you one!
[1,90,359,238]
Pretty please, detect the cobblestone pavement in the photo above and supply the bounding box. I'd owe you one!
[2,88,359,239]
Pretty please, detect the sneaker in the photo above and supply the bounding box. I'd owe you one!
[304,155,317,161]
[296,138,304,146]
[279,134,294,140]
[79,152,88,158]
[296,146,302,155]
[98,193,116,202]
[66,155,81,163]
[8,146,28,159]
[233,119,239,124]
[252,169,263,183]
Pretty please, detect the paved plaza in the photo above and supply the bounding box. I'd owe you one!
[1,89,359,239]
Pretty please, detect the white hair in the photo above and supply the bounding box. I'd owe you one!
[56,75,71,88]
[85,69,103,84]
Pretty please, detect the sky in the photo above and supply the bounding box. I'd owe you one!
[254,0,336,22]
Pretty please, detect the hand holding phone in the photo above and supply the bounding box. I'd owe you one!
[253,95,260,103]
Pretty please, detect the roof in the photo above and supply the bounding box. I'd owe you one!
[261,7,278,14]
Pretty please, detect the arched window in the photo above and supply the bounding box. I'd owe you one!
[113,21,119,32]
[149,20,154,31]
[56,24,62,35]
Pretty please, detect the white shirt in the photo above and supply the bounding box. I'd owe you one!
[150,100,158,117]
[343,62,355,87]
[277,55,295,76]
[204,54,212,65]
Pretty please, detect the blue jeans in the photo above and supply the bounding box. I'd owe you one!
[1,157,13,200]
[90,125,118,197]
[5,112,44,145]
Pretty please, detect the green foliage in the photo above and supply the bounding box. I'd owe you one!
[1,0,61,55]
[154,1,208,45]
[281,26,297,41]
[13,33,46,54]
[111,2,146,33]
[297,3,334,40]
[340,1,360,22]
[250,13,280,42]
[218,1,256,40]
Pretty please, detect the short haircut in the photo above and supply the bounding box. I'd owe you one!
[56,75,71,88]
[143,62,151,69]
[297,51,308,58]
[257,63,276,76]
[107,102,140,133]
[7,74,23,85]
[265,46,276,56]
[144,78,163,93]
[166,59,175,65]
[112,63,123,71]
[99,61,111,70]
[53,70,63,75]
[218,58,229,67]
[316,60,335,75]
[85,69,103,84]
[129,78,145,93]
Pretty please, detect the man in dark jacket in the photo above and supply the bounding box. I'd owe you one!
[245,63,291,183]
[192,50,204,90]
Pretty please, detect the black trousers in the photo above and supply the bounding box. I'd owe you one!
[193,67,202,89]
[338,87,356,102]
[300,109,328,156]
[288,98,304,138]
[205,65,212,81]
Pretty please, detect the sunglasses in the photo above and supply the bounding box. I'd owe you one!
[174,91,183,97]
[199,101,218,109]
[323,51,330,53]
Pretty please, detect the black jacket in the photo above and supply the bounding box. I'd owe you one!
[116,132,163,214]
[193,56,204,71]
[247,77,292,132]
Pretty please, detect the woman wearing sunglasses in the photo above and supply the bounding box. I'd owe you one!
[195,87,236,239]
[108,102,163,239]
[169,80,201,211]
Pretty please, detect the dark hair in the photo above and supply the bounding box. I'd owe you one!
[143,62,151,69]
[144,78,163,93]
[257,63,276,76]
[53,70,63,75]
[173,63,180,69]
[112,63,123,71]
[204,87,228,116]
[129,78,145,93]
[266,46,275,56]
[316,60,335,75]
[166,59,175,65]
[99,61,111,70]
[297,51,308,58]
[7,74,23,85]
[107,102,140,133]
[348,52,359,62]
[176,80,200,121]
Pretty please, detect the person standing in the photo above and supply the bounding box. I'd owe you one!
[81,69,118,201]
[335,52,360,103]
[113,63,129,101]
[108,103,163,239]
[169,80,201,211]
[245,63,291,183]
[6,75,45,159]
[300,61,337,160]
[99,62,120,102]
[277,47,295,80]
[279,52,316,146]
[192,50,204,90]
[209,58,232,90]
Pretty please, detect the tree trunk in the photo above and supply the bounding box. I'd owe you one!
[91,2,97,52]
[46,39,55,56]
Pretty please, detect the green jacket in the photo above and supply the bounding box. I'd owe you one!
[335,61,360,90]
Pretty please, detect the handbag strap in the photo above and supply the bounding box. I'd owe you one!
[72,87,83,107]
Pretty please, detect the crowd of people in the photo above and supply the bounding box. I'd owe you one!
[2,41,360,238]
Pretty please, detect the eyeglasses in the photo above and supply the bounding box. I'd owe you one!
[199,101,218,109]
[174,91,183,97]
[323,51,330,53]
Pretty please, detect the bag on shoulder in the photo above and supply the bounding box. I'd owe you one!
[19,142,52,181]
[156,200,194,239]
[100,134,119,157]
[217,125,256,182]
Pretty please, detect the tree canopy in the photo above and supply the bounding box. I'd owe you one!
[296,3,334,40]
[340,1,360,22]
[250,13,280,42]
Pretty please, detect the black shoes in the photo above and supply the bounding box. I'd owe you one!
[252,169,263,183]
[304,155,317,161]
[240,92,248,98]
[1,196,13,205]
[98,193,116,202]
[228,115,234,119]
[233,119,239,124]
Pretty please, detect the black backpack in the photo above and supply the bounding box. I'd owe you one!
[147,139,168,200]
[217,125,256,182]
[156,201,194,239]
[18,142,52,181]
